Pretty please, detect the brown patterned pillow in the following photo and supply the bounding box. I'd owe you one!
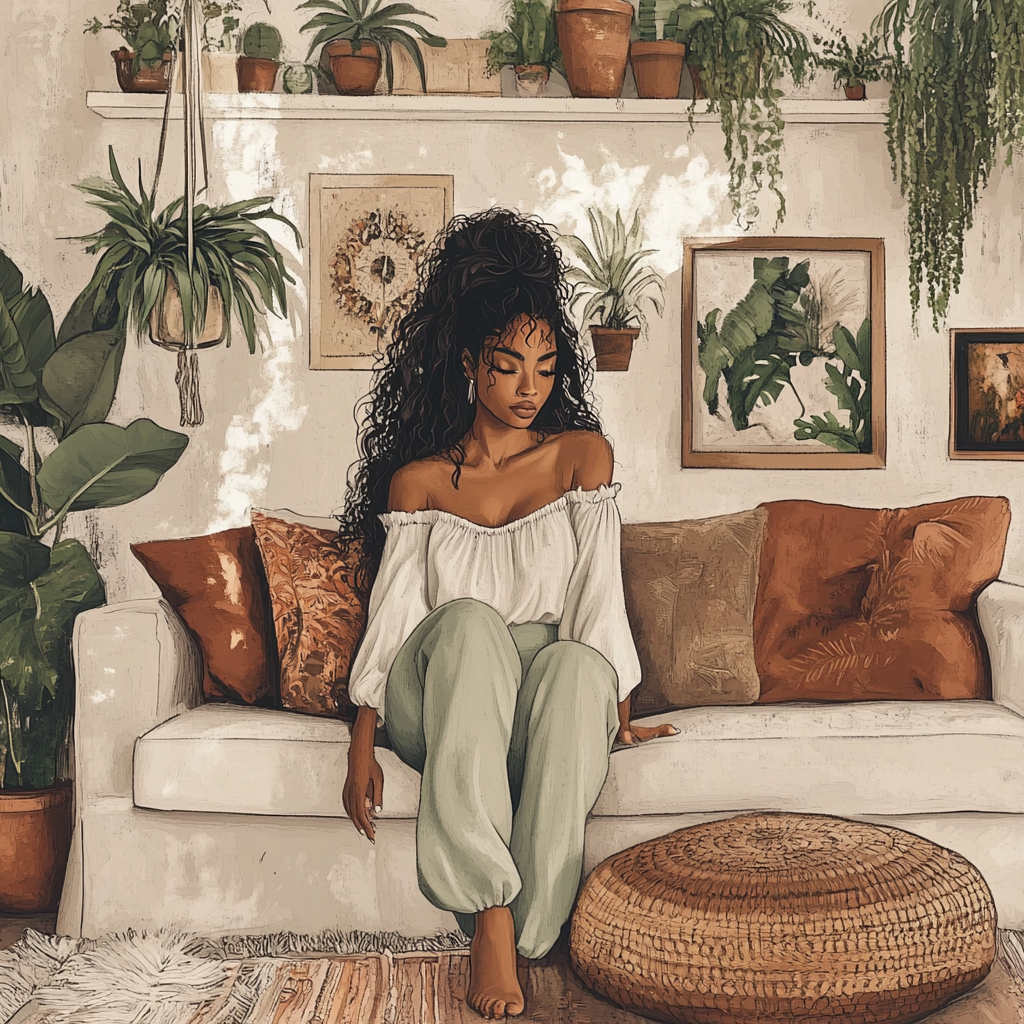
[250,510,367,720]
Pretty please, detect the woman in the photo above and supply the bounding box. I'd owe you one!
[339,208,676,1019]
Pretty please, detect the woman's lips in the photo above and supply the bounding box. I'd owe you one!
[510,403,537,417]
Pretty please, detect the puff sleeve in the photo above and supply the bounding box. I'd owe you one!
[558,484,642,703]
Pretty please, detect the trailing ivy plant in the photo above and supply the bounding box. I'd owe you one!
[874,0,1024,328]
[676,0,814,227]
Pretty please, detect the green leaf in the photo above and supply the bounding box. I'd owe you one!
[36,419,188,515]
[824,361,859,415]
[855,317,871,381]
[0,436,31,535]
[0,250,25,307]
[831,323,862,372]
[0,296,37,406]
[40,328,127,438]
[9,287,56,378]
[793,411,861,452]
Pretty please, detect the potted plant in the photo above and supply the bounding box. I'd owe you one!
[298,0,446,96]
[676,0,812,228]
[484,1,563,97]
[282,60,320,93]
[84,0,180,93]
[560,207,665,371]
[813,28,892,100]
[0,248,188,913]
[237,21,282,92]
[74,147,302,426]
[873,0,1023,327]
[200,0,243,92]
[556,0,634,98]
[629,0,688,99]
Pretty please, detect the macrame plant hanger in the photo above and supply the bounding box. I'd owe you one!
[153,0,210,427]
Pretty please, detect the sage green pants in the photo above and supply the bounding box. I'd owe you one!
[384,598,620,959]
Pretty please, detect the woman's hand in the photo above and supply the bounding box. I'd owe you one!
[343,707,385,842]
[615,697,680,745]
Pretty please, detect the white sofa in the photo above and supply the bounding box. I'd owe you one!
[57,581,1024,939]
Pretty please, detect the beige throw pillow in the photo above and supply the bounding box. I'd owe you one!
[622,508,768,715]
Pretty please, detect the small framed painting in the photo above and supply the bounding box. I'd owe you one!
[950,329,1024,459]
[309,174,454,370]
[682,237,886,469]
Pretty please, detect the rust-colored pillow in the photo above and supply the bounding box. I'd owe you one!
[131,528,277,705]
[754,497,1011,702]
[250,510,367,720]
[622,508,768,715]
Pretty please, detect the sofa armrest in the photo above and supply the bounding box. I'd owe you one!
[978,580,1024,717]
[73,598,202,802]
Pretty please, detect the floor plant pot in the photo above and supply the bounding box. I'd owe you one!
[326,40,382,95]
[0,782,72,913]
[556,0,634,98]
[148,276,227,350]
[237,56,279,93]
[515,64,550,97]
[590,325,639,371]
[845,83,866,100]
[630,40,686,99]
[112,48,172,93]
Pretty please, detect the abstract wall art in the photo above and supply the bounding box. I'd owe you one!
[682,237,886,469]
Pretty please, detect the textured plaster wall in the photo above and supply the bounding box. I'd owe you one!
[4,0,1024,603]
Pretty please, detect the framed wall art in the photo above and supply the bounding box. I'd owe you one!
[682,237,886,469]
[950,328,1024,460]
[309,174,454,370]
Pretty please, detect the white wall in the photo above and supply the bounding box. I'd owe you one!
[4,0,1024,604]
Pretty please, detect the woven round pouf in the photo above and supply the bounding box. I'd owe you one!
[570,813,996,1024]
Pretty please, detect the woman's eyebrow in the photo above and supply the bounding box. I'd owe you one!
[488,347,558,362]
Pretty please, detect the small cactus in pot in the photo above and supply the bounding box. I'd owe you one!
[237,21,282,92]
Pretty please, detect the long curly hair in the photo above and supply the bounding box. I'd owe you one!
[336,207,604,593]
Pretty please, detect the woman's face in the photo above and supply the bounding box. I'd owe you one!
[464,313,557,430]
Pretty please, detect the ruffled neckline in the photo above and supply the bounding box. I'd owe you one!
[379,483,621,535]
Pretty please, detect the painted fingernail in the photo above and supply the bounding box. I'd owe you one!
[358,828,366,836]
[375,805,382,814]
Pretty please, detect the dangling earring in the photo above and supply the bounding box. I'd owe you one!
[467,378,476,404]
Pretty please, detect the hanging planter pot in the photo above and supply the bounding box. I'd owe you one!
[0,783,73,913]
[515,64,550,97]
[148,274,227,350]
[630,40,686,99]
[590,326,639,371]
[326,40,383,95]
[555,0,633,98]
[112,47,173,92]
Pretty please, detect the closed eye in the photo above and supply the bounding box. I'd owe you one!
[539,370,556,377]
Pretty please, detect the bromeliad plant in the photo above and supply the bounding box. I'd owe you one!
[484,0,563,77]
[675,0,813,228]
[0,248,188,789]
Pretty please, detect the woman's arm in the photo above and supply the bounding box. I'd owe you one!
[343,706,384,841]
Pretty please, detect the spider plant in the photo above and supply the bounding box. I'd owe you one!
[298,0,447,94]
[675,0,813,228]
[75,147,301,353]
[561,208,666,331]
[484,0,563,76]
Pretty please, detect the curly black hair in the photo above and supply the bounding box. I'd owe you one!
[336,207,604,593]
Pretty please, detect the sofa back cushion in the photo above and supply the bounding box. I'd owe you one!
[754,497,1011,702]
[622,508,768,715]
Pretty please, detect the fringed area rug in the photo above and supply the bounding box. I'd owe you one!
[1,928,1023,1024]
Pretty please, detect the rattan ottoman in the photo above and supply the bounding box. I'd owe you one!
[570,812,996,1024]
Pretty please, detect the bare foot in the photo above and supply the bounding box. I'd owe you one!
[467,906,525,1018]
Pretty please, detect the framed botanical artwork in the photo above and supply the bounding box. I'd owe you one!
[309,174,454,370]
[950,329,1024,460]
[682,237,886,469]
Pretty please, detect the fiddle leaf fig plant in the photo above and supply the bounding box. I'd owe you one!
[0,248,188,789]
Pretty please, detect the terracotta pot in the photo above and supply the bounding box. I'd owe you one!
[687,62,705,100]
[326,39,382,95]
[556,0,634,98]
[590,325,639,371]
[237,56,279,93]
[0,782,72,913]
[845,83,867,100]
[112,48,172,93]
[515,64,550,97]
[630,40,687,99]
[148,276,226,351]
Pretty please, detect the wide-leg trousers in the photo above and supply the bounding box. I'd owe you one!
[384,598,620,958]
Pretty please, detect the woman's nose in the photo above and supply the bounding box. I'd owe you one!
[517,374,539,396]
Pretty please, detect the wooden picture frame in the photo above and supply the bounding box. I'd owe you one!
[682,237,886,469]
[950,328,1024,460]
[309,173,454,370]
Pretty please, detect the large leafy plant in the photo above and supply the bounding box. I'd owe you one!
[0,249,188,789]
[676,0,813,227]
[484,1,563,76]
[561,208,666,333]
[84,0,181,69]
[298,0,447,94]
[874,0,1024,328]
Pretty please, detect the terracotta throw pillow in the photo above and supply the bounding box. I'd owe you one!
[250,510,367,720]
[131,528,277,705]
[755,497,1011,702]
[622,508,768,715]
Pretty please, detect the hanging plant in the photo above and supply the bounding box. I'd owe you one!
[874,0,1024,328]
[676,0,813,228]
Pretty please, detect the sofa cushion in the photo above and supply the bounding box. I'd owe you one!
[133,704,421,818]
[754,497,1010,702]
[622,509,767,715]
[594,701,1024,817]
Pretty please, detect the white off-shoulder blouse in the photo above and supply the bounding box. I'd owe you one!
[347,483,642,722]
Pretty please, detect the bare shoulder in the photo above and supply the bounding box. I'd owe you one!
[387,459,439,513]
[553,430,614,490]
